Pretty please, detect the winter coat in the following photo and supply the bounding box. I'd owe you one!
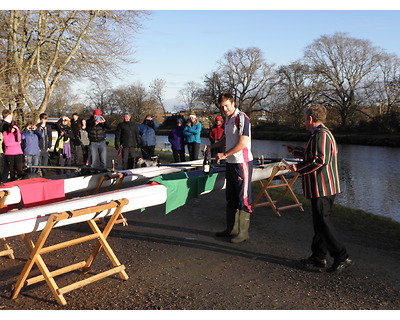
[36,123,53,151]
[168,126,185,151]
[183,122,202,144]
[0,132,3,154]
[138,119,159,147]
[86,117,111,143]
[115,121,141,148]
[3,130,23,155]
[209,124,224,143]
[22,128,44,156]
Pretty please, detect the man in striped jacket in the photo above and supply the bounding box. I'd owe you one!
[285,104,352,273]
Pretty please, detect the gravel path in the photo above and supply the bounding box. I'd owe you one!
[1,185,399,310]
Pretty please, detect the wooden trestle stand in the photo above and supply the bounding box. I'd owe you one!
[92,172,128,226]
[253,165,304,216]
[0,190,15,260]
[11,198,129,306]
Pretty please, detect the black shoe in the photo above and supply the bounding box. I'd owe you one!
[327,257,353,273]
[301,256,327,268]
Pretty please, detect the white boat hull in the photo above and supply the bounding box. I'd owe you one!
[0,162,290,238]
[0,160,204,207]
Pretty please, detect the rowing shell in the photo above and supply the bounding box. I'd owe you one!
[0,161,291,238]
[0,160,204,207]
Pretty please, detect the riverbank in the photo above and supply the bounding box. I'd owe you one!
[0,147,399,311]
[155,128,400,147]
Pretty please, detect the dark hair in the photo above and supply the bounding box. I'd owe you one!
[304,104,327,123]
[218,92,235,104]
[2,109,11,118]
[39,113,48,120]
[7,121,18,133]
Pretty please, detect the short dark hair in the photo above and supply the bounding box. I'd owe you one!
[218,92,235,104]
[2,109,11,118]
[304,104,327,123]
[39,113,48,120]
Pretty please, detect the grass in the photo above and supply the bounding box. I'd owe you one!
[253,183,400,241]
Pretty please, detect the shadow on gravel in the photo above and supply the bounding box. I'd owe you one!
[110,221,320,273]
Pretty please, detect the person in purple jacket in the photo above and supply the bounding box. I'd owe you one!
[22,121,44,174]
[168,118,186,163]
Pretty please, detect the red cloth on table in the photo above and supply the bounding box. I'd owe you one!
[2,178,65,208]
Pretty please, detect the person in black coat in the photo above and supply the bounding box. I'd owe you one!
[36,113,53,176]
[86,109,110,169]
[114,112,141,170]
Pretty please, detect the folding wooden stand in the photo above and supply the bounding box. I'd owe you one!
[253,166,304,216]
[92,172,128,226]
[0,190,14,259]
[11,198,129,306]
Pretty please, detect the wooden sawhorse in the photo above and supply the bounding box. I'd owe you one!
[11,198,129,306]
[92,172,128,226]
[253,166,304,216]
[0,190,15,260]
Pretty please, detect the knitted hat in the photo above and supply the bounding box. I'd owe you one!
[93,109,102,115]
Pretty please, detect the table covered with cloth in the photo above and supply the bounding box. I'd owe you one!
[149,169,224,214]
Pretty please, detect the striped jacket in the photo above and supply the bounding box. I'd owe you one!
[293,124,341,199]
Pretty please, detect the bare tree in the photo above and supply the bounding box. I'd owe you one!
[47,80,80,118]
[86,77,114,115]
[149,78,167,116]
[277,61,322,128]
[178,81,202,112]
[110,82,162,124]
[0,10,149,122]
[304,32,383,127]
[217,47,279,116]
[375,52,400,115]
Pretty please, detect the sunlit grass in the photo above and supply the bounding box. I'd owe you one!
[253,183,400,241]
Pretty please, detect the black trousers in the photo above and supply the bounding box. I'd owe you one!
[310,195,348,262]
[172,149,185,163]
[225,162,253,213]
[6,154,23,181]
[141,146,155,160]
[187,142,200,160]
[122,147,140,170]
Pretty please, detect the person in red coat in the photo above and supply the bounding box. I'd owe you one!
[209,115,225,158]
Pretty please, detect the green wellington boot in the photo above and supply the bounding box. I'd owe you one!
[215,208,239,237]
[230,210,250,243]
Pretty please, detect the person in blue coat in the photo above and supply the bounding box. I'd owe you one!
[168,118,186,163]
[22,121,44,174]
[183,114,202,160]
[138,115,159,159]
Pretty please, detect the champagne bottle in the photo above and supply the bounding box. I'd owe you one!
[203,151,210,174]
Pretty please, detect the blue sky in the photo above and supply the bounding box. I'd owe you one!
[6,2,400,111]
[115,9,400,111]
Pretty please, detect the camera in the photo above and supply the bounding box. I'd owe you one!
[96,116,101,121]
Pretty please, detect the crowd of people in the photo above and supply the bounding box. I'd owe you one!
[0,106,227,180]
[0,109,163,181]
[168,113,225,163]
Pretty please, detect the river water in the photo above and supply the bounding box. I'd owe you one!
[155,135,400,223]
